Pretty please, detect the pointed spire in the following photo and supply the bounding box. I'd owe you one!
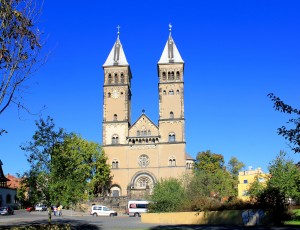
[158,24,184,64]
[103,25,129,67]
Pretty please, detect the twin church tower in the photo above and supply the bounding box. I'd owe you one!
[102,26,193,197]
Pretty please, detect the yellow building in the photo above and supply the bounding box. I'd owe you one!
[102,26,194,197]
[237,167,267,201]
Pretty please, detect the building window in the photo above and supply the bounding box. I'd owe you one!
[138,154,150,167]
[176,89,180,94]
[244,180,248,184]
[169,157,176,166]
[170,111,174,119]
[163,90,166,95]
[108,74,112,84]
[162,72,166,81]
[169,90,174,95]
[112,160,119,169]
[176,71,180,80]
[186,162,193,169]
[168,71,174,80]
[114,73,118,84]
[6,194,11,204]
[113,114,117,121]
[168,133,176,142]
[137,131,140,136]
[108,92,111,98]
[121,73,125,83]
[148,130,151,136]
[112,135,119,145]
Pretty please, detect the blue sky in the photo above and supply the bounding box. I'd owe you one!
[1,0,300,175]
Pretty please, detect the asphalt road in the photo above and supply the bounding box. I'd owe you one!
[0,210,299,230]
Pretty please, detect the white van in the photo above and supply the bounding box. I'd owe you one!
[126,200,149,217]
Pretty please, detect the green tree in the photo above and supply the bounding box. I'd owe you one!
[227,157,245,179]
[268,93,300,154]
[21,116,112,222]
[0,0,44,135]
[150,178,187,212]
[194,150,225,173]
[21,116,65,223]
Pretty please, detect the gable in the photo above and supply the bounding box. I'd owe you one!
[129,114,159,137]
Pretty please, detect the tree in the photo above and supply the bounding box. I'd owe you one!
[194,150,225,173]
[150,178,187,212]
[227,157,245,180]
[21,116,112,222]
[0,0,44,135]
[268,93,300,154]
[21,116,65,223]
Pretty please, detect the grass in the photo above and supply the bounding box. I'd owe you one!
[285,209,300,225]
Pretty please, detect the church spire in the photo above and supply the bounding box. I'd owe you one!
[103,25,129,67]
[158,24,184,64]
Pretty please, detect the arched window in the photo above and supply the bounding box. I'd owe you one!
[137,131,140,136]
[170,111,174,119]
[176,89,180,94]
[169,157,176,166]
[148,130,151,136]
[162,72,166,81]
[112,160,119,169]
[121,73,125,83]
[169,90,174,95]
[108,92,111,98]
[168,133,175,142]
[108,74,112,84]
[113,114,118,121]
[112,135,119,145]
[163,90,166,95]
[114,73,118,84]
[176,71,180,80]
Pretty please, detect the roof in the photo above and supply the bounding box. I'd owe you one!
[185,153,195,161]
[158,25,184,64]
[103,32,129,67]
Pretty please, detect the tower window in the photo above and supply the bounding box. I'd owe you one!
[176,71,180,80]
[170,111,174,119]
[168,133,176,142]
[113,114,118,121]
[168,71,174,80]
[162,72,166,81]
[169,90,174,95]
[114,73,118,84]
[121,73,125,83]
[108,92,111,98]
[163,90,166,95]
[169,157,176,166]
[112,160,119,169]
[176,89,180,94]
[108,74,112,84]
[112,135,119,145]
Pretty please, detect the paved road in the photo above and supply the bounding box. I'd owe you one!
[0,210,299,230]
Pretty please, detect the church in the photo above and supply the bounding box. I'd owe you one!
[102,26,194,197]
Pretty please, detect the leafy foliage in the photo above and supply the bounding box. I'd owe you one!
[0,0,44,134]
[268,93,300,154]
[20,116,112,220]
[194,150,225,173]
[150,178,187,212]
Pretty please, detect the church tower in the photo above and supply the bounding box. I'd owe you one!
[102,28,132,146]
[157,24,186,169]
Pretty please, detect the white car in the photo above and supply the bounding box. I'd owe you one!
[91,205,117,217]
[35,204,47,211]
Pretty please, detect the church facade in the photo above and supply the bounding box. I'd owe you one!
[102,27,193,197]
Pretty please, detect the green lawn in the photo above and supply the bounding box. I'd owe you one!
[285,209,300,225]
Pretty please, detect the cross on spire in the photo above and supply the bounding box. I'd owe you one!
[117,25,120,37]
[169,23,172,34]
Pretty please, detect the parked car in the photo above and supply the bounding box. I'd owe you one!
[26,206,35,212]
[126,200,149,217]
[35,204,47,211]
[90,205,117,217]
[0,206,14,215]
